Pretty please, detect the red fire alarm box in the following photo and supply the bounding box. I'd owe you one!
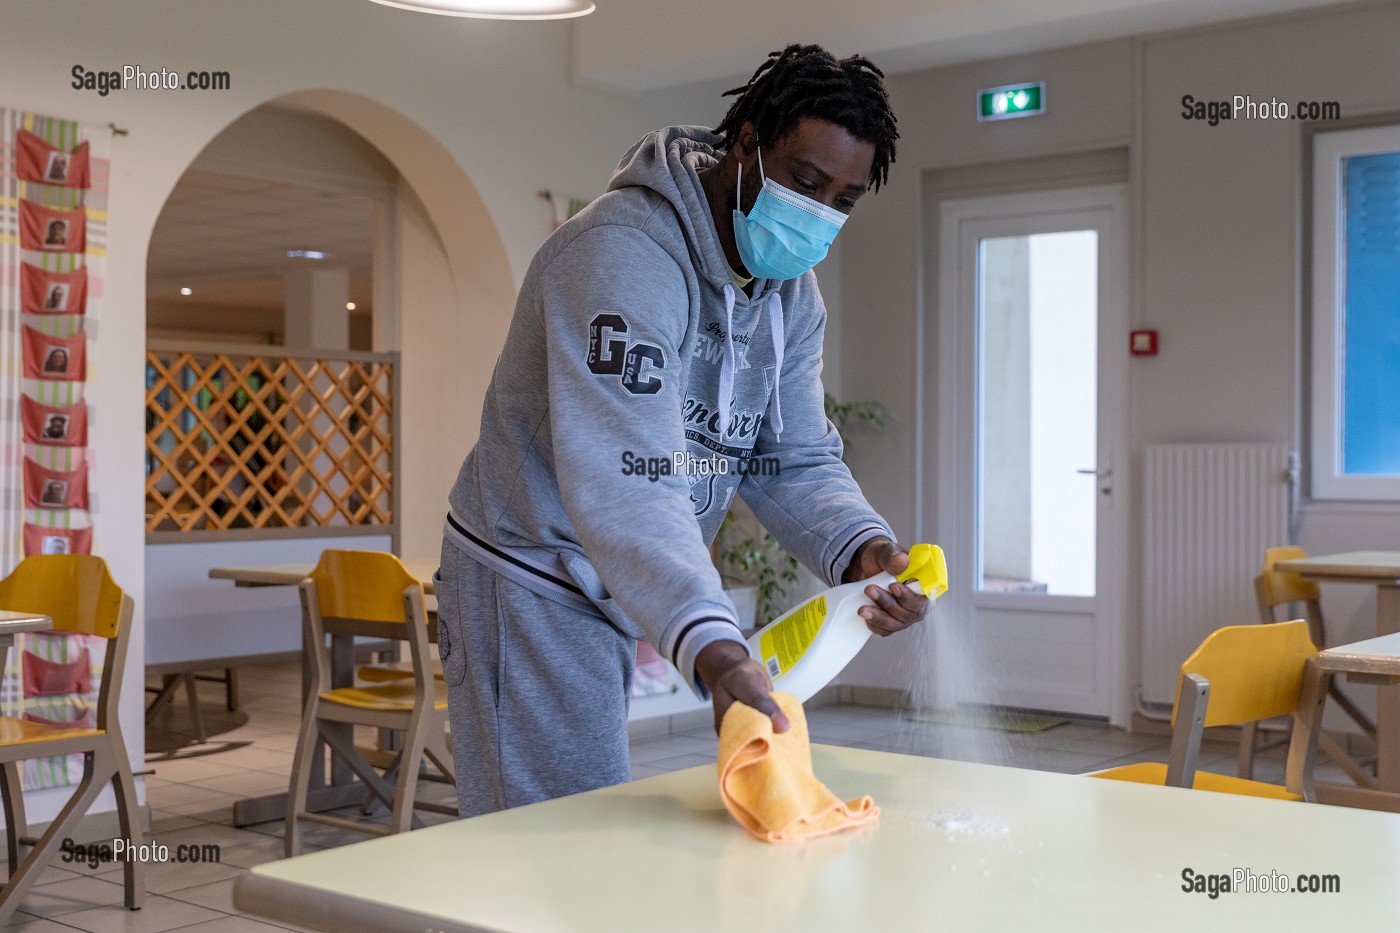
[1131,330,1158,356]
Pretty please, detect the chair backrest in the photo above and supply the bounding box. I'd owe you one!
[307,550,422,625]
[300,550,429,701]
[1257,546,1320,609]
[0,555,125,639]
[1180,619,1316,728]
[0,555,133,733]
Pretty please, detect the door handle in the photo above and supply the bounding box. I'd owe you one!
[1078,467,1113,497]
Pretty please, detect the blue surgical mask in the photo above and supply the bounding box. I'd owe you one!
[732,147,847,281]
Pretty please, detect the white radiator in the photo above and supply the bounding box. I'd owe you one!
[1140,444,1293,707]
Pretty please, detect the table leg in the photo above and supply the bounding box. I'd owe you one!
[328,634,355,787]
[1376,585,1400,793]
[231,612,361,827]
[1288,658,1328,801]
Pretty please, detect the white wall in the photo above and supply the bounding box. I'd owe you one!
[144,535,392,666]
[832,37,1135,688]
[828,2,1400,703]
[1135,4,1400,661]
[2,0,696,820]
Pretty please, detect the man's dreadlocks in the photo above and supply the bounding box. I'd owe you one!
[714,44,899,192]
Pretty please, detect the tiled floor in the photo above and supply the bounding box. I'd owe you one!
[3,660,1356,931]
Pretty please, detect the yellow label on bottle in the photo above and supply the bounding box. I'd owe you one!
[759,595,827,680]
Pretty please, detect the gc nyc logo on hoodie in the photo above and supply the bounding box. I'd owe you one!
[587,313,664,395]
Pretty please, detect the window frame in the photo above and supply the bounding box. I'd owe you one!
[1310,123,1400,501]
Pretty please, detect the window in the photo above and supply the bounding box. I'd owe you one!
[1311,124,1400,501]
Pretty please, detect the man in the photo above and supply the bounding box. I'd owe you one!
[439,44,925,818]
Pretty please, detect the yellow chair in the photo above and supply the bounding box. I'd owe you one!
[355,658,444,684]
[0,556,143,922]
[1245,547,1375,785]
[286,551,455,857]
[1088,620,1316,801]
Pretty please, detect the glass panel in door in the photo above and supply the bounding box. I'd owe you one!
[976,230,1098,597]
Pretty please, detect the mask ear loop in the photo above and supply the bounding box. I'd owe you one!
[735,144,764,215]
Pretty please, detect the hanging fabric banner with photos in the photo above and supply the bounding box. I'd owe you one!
[1,108,107,791]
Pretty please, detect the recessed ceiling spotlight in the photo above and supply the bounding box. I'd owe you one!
[366,0,594,19]
[346,302,357,311]
[287,249,329,260]
[180,287,192,296]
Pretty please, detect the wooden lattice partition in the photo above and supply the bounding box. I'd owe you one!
[145,341,396,535]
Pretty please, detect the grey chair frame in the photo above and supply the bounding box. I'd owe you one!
[0,594,145,924]
[285,581,454,858]
[1244,574,1377,787]
[1163,669,1314,801]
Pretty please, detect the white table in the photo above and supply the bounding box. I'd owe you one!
[235,744,1400,932]
[209,560,439,593]
[0,610,54,672]
[1275,552,1400,807]
[208,560,437,825]
[1293,632,1400,812]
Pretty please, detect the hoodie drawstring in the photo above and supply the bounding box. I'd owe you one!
[766,291,784,441]
[718,283,737,440]
[717,284,785,443]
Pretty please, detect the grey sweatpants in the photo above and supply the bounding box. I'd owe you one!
[435,539,636,817]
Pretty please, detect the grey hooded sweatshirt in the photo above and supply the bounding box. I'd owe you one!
[445,125,893,698]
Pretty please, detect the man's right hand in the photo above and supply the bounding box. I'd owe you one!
[695,640,791,735]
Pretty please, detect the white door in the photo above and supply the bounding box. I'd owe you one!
[935,186,1129,722]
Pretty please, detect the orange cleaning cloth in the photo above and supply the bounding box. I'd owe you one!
[717,692,879,843]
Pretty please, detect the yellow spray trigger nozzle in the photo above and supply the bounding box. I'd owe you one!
[896,544,949,598]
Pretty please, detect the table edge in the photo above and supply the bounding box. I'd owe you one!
[1275,558,1400,581]
[235,871,487,933]
[0,614,52,633]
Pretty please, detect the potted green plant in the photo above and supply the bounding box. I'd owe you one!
[714,392,889,629]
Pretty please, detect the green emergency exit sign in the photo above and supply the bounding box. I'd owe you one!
[977,82,1045,121]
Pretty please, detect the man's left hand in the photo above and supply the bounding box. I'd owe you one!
[842,536,929,636]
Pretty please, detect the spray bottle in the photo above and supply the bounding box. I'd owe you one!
[746,543,948,703]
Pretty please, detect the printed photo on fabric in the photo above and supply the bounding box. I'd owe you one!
[21,396,87,447]
[20,263,87,315]
[22,325,86,382]
[18,201,86,254]
[23,459,88,510]
[15,129,91,189]
[21,523,92,557]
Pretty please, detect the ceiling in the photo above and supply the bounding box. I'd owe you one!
[572,0,1360,92]
[145,0,1354,339]
[146,105,392,341]
[147,169,376,316]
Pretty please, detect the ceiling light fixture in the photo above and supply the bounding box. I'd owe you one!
[287,249,328,260]
[346,302,357,311]
[180,287,193,296]
[366,0,594,19]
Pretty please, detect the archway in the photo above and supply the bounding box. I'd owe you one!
[143,91,513,747]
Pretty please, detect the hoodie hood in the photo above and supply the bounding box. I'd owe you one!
[607,126,742,296]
